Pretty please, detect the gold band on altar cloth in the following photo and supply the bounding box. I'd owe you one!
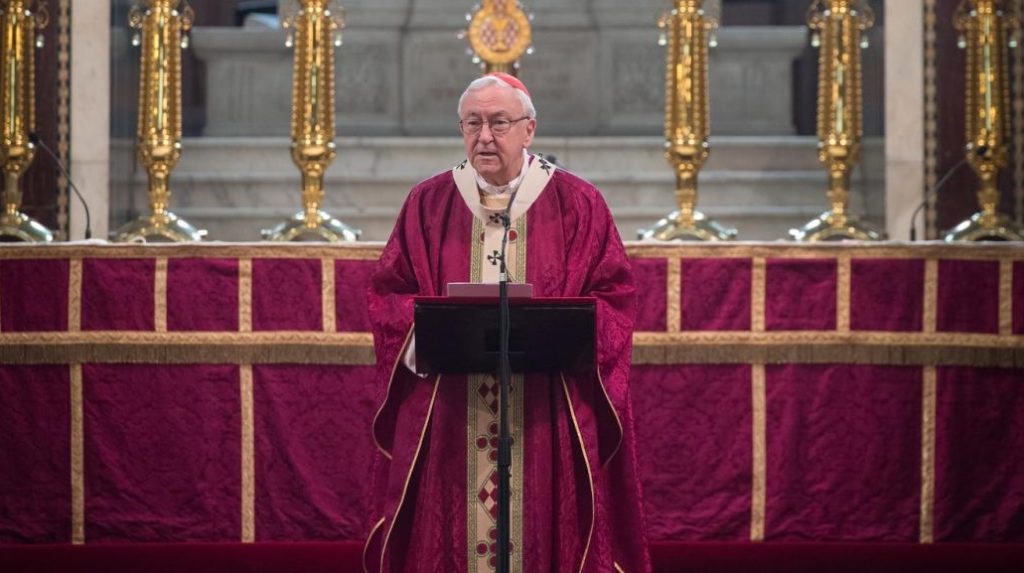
[241,364,255,542]
[919,366,937,543]
[467,204,528,572]
[630,332,1024,368]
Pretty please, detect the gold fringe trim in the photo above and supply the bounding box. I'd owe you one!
[0,243,384,261]
[625,242,1024,261]
[750,364,766,542]
[632,342,1024,368]
[0,242,1020,263]
[70,364,84,544]
[920,367,937,544]
[241,365,255,543]
[0,332,375,365]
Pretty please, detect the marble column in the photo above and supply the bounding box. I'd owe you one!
[884,0,925,240]
[71,0,112,239]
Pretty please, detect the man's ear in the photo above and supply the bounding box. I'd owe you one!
[523,118,537,148]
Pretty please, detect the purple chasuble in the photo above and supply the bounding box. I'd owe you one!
[364,161,651,573]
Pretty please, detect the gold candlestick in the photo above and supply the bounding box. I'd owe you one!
[263,0,358,242]
[943,0,1024,241]
[463,0,533,74]
[790,0,884,241]
[114,0,205,242]
[0,0,53,242]
[639,0,735,241]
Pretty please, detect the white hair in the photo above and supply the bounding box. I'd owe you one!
[457,75,537,120]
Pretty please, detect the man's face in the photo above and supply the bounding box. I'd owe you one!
[460,84,536,186]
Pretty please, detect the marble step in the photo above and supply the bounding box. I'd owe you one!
[112,135,885,241]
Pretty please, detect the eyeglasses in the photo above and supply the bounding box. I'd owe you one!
[459,116,530,136]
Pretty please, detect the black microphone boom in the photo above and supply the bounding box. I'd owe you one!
[909,155,970,241]
[29,132,92,240]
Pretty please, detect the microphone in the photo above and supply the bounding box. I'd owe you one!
[908,151,976,241]
[29,132,92,240]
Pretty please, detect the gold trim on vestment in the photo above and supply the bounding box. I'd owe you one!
[596,366,624,471]
[667,257,682,332]
[999,259,1013,336]
[920,366,937,544]
[69,259,82,332]
[837,255,851,333]
[322,258,336,333]
[923,259,938,334]
[751,258,766,333]
[239,259,252,333]
[70,363,84,545]
[362,516,386,573]
[379,375,441,573]
[561,375,596,573]
[155,258,168,332]
[371,327,414,460]
[750,364,766,542]
[241,365,255,543]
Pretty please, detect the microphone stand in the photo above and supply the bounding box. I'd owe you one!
[496,191,517,573]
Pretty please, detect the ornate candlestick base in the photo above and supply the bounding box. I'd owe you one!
[261,209,360,242]
[638,210,737,242]
[0,211,54,242]
[942,212,1024,241]
[113,211,206,243]
[789,210,885,242]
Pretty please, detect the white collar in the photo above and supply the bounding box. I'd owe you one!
[475,150,531,196]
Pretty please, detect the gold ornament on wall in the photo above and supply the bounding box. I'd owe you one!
[461,0,534,74]
[638,0,736,242]
[263,0,359,242]
[943,0,1024,241]
[114,0,206,242]
[790,0,885,241]
[0,0,53,242]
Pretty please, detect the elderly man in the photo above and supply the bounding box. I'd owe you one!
[364,74,651,573]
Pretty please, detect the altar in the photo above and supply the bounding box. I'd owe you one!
[1,242,1021,564]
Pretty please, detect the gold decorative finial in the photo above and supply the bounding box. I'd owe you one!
[790,0,885,241]
[114,0,205,242]
[0,0,54,242]
[263,0,359,242]
[462,0,533,74]
[943,0,1024,241]
[638,0,736,242]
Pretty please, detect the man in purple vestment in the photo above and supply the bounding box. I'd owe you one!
[364,74,651,573]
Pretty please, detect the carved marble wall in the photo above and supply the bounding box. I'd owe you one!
[192,0,812,137]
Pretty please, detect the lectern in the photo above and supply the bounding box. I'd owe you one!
[413,293,596,572]
[413,296,596,375]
